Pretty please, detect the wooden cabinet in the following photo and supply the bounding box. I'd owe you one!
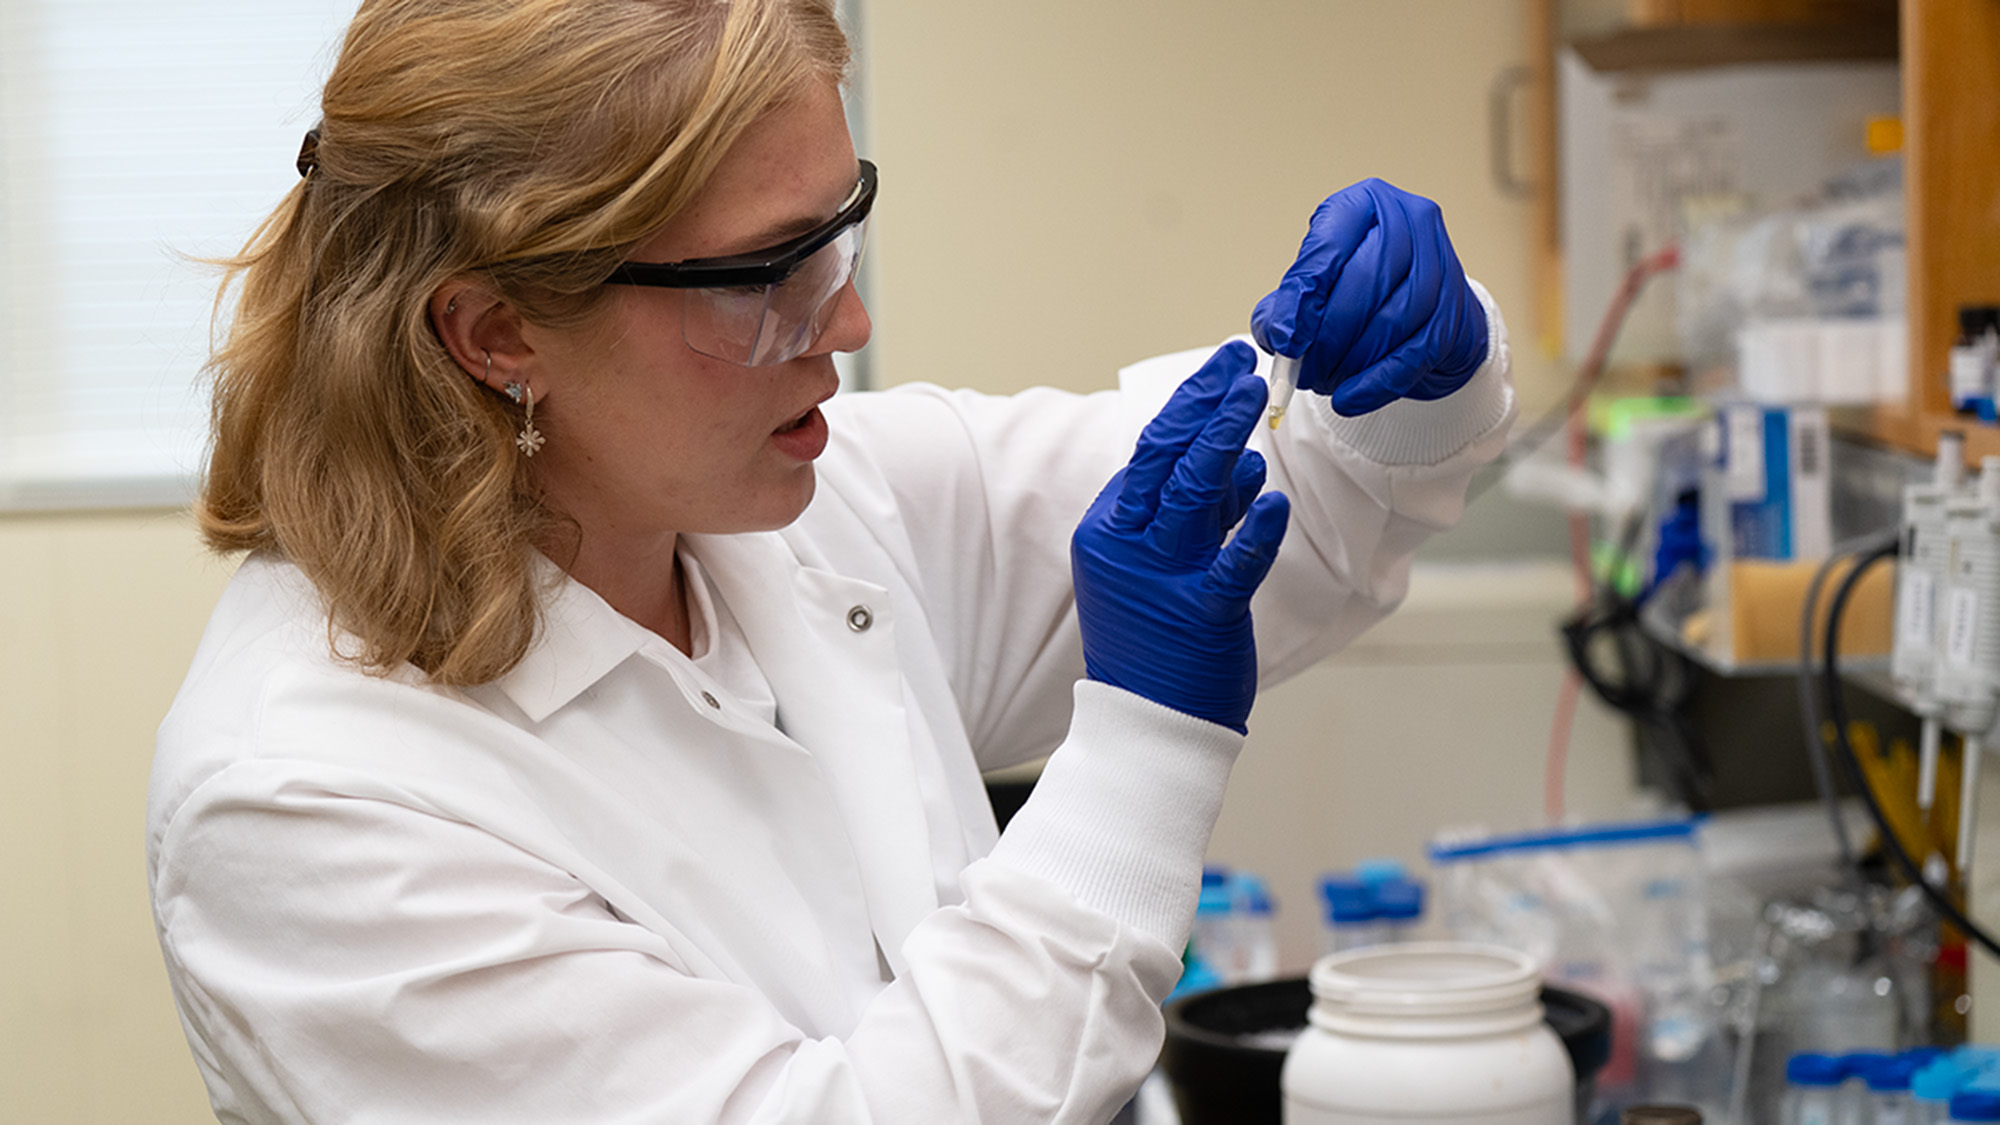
[1867,1,2000,459]
[1533,0,2000,461]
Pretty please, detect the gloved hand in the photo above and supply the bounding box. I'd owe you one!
[1252,178,1489,416]
[1071,341,1292,733]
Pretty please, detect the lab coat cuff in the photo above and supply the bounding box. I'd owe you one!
[986,680,1242,954]
[1309,277,1515,467]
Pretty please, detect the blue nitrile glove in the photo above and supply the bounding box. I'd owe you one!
[1251,178,1489,417]
[1071,341,1292,733]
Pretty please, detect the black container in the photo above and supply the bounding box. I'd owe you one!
[1160,977,1612,1125]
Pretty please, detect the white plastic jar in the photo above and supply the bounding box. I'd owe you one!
[1281,942,1574,1125]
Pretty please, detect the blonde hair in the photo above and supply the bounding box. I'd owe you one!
[200,0,851,685]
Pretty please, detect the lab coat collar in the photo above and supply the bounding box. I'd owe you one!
[491,554,651,724]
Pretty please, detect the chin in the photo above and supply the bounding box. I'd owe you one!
[711,470,818,535]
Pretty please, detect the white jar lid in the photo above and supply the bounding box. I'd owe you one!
[1307,942,1544,1038]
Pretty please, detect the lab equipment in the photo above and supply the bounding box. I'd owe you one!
[1236,873,1279,983]
[1709,402,1833,562]
[1915,1058,1962,1125]
[1782,1053,1846,1125]
[1935,458,2000,735]
[1265,352,1300,430]
[1193,867,1237,987]
[1158,976,1610,1125]
[1372,878,1424,944]
[1953,1090,2000,1123]
[1280,944,1573,1125]
[1948,308,1999,416]
[1250,178,1488,416]
[1431,818,1716,1112]
[1935,457,2000,868]
[1070,342,1289,733]
[1354,858,1410,886]
[1893,433,1967,813]
[602,159,876,367]
[1865,1054,1918,1125]
[1621,1108,1702,1124]
[1317,876,1380,957]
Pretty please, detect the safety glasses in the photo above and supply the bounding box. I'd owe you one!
[604,159,876,367]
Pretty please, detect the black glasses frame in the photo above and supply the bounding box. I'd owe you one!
[604,160,877,290]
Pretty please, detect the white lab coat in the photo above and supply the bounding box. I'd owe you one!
[148,310,1514,1124]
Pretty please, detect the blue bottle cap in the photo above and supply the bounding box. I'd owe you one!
[1166,955,1222,1004]
[1846,1051,1892,1083]
[1371,878,1425,921]
[1865,1055,1919,1093]
[1951,1089,2000,1121]
[1197,869,1233,916]
[1915,1059,1965,1102]
[1317,875,1376,924]
[1353,858,1409,886]
[1237,873,1275,917]
[1787,1053,1846,1087]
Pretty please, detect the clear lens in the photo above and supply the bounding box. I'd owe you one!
[681,217,868,366]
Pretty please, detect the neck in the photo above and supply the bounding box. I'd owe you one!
[551,530,692,655]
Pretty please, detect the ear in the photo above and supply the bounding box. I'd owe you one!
[429,283,532,394]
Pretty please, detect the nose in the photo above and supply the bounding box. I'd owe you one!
[815,279,872,356]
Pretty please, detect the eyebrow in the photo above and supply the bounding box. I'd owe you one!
[729,211,833,253]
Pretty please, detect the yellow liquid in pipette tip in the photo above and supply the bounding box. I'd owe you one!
[1266,353,1300,431]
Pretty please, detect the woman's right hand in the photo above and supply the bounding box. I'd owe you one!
[1069,341,1291,734]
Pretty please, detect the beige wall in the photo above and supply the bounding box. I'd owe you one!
[862,0,1559,405]
[2,513,234,1123]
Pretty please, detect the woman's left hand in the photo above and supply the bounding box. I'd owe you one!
[1251,178,1489,417]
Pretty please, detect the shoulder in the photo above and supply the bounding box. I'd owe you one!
[148,556,494,863]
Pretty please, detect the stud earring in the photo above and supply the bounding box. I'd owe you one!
[506,382,545,457]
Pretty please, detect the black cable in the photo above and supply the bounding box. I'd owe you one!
[1559,515,1716,811]
[1796,534,1899,882]
[1821,540,2000,960]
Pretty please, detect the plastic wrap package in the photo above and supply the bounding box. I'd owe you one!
[1430,818,1727,1118]
[1676,162,1905,404]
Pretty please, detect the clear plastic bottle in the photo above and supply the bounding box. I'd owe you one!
[1193,866,1237,984]
[1949,306,2000,415]
[1914,1059,1964,1125]
[1865,1055,1919,1125]
[1235,873,1279,983]
[1317,875,1380,956]
[1849,1053,1895,1122]
[1784,1053,1847,1125]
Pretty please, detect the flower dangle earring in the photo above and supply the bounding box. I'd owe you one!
[505,381,545,457]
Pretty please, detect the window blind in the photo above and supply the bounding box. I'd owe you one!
[0,0,359,510]
[0,0,872,510]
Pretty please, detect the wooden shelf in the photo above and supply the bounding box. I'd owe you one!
[1839,404,2000,465]
[1571,20,1899,71]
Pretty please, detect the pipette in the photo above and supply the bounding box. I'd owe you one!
[1267,353,1301,430]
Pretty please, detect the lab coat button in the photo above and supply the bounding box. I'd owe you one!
[701,691,720,710]
[846,605,874,632]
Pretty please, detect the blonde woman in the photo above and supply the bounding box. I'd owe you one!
[148,0,1513,1120]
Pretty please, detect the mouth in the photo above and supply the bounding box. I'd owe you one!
[775,406,819,434]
